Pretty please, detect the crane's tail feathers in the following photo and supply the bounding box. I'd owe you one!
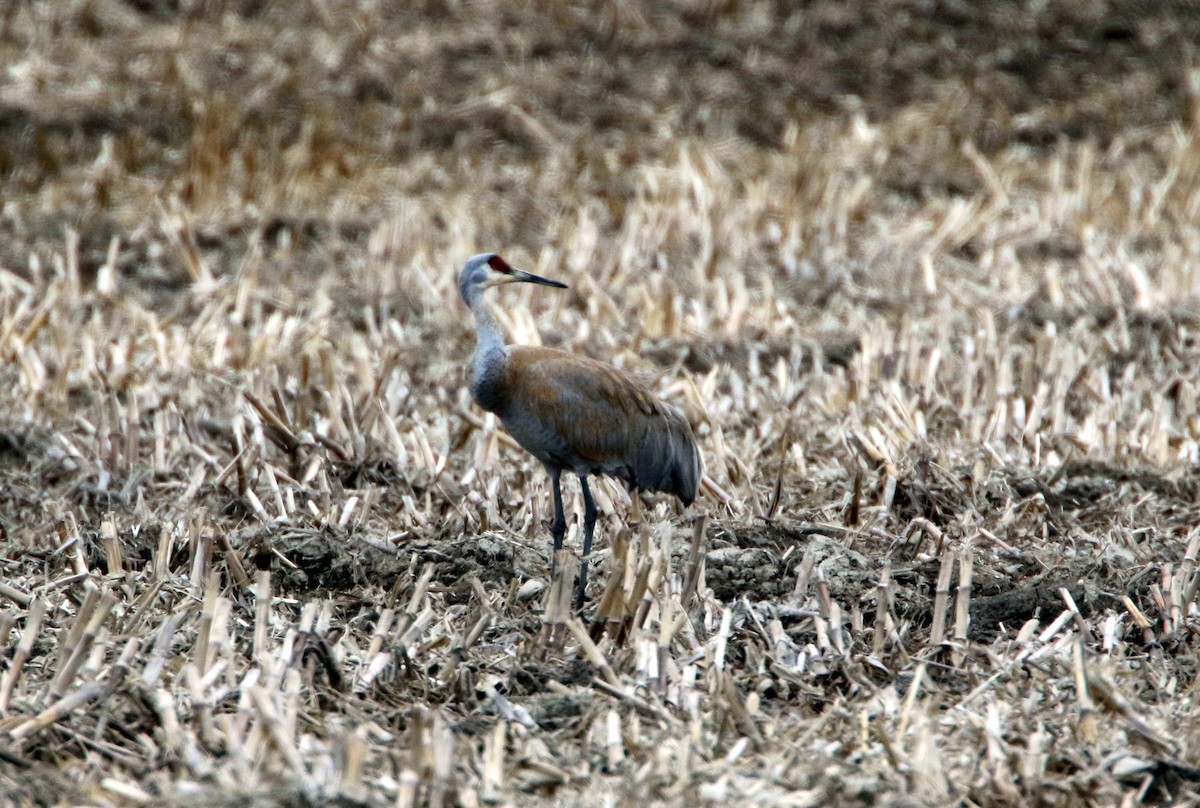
[633,407,701,505]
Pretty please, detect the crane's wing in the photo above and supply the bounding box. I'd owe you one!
[504,346,701,503]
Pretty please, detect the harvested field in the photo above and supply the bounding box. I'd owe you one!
[3,1,1200,805]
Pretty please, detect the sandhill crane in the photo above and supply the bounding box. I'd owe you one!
[458,253,701,611]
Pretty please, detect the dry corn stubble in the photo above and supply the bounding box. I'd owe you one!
[2,2,1200,806]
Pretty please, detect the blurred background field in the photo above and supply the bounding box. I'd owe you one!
[3,1,1200,805]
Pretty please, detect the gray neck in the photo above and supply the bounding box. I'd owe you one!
[466,288,507,385]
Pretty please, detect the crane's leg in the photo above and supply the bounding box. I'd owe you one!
[575,475,598,612]
[549,469,567,568]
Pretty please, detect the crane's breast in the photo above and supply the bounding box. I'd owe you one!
[470,346,511,415]
[471,374,507,415]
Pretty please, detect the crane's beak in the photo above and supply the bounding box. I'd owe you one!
[509,268,568,289]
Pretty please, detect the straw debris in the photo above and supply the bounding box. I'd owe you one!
[2,1,1200,806]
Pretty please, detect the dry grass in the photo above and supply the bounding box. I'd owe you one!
[3,1,1200,806]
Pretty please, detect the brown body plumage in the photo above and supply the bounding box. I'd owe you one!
[478,346,700,503]
[458,253,701,610]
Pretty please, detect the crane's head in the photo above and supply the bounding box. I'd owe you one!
[458,253,567,305]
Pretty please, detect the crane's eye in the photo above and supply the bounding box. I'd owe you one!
[487,255,513,274]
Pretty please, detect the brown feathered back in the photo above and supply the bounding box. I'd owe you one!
[476,346,701,503]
